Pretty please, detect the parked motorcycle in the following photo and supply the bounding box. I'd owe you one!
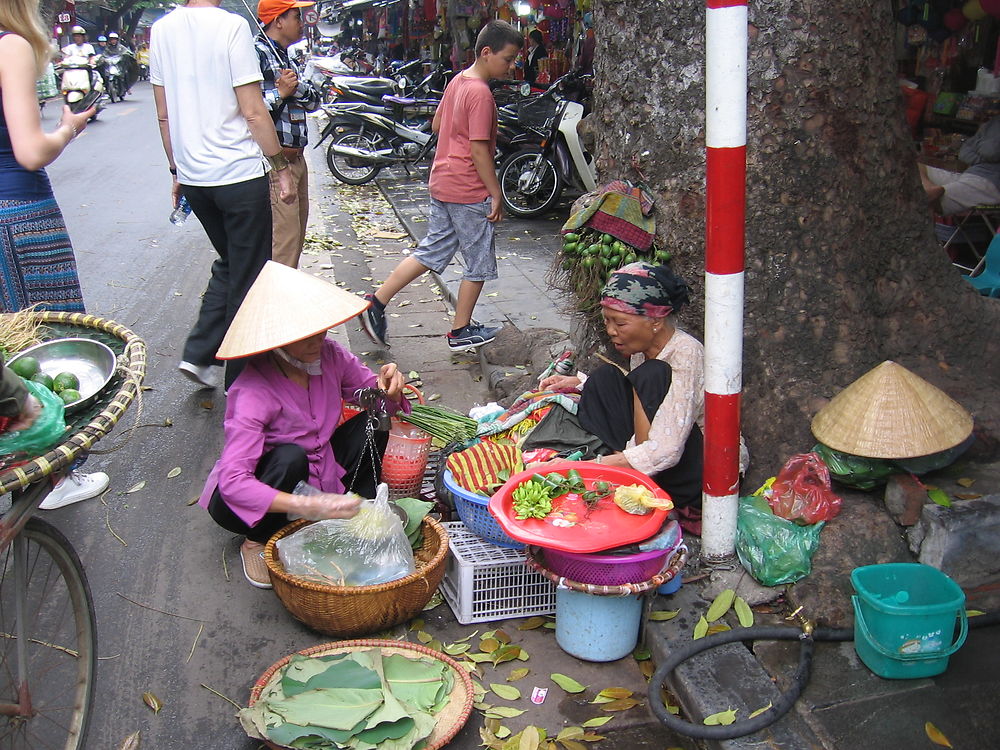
[496,71,596,218]
[316,99,438,185]
[57,55,106,120]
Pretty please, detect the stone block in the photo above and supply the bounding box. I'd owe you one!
[884,473,930,526]
[908,494,1000,588]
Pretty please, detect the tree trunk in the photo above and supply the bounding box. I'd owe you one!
[590,0,1000,482]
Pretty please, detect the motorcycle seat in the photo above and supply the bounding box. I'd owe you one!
[346,81,396,96]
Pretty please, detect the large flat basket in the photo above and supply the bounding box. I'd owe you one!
[0,312,146,493]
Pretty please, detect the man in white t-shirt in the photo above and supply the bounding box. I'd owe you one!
[150,0,295,391]
[61,26,95,61]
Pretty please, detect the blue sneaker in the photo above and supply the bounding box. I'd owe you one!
[361,294,389,348]
[447,323,501,352]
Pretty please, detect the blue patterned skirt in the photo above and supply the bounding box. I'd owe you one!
[0,197,85,313]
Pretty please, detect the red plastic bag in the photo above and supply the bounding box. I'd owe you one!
[766,453,842,525]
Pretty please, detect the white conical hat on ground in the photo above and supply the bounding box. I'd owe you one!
[810,360,973,459]
[216,261,370,359]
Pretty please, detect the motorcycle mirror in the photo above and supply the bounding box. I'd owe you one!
[397,75,409,89]
[519,82,531,97]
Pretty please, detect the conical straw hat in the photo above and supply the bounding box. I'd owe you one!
[216,261,370,359]
[811,361,973,459]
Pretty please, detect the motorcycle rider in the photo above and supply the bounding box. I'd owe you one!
[105,31,131,56]
[104,31,134,97]
[61,26,95,62]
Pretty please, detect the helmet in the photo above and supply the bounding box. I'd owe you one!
[108,32,119,39]
[71,25,86,35]
[97,35,107,42]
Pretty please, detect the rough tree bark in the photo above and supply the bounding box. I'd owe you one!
[590,0,1000,482]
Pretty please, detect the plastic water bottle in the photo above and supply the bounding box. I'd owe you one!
[169,196,191,226]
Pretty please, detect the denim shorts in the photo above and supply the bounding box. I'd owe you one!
[411,197,498,281]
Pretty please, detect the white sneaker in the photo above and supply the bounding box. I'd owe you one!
[178,361,220,389]
[39,471,110,510]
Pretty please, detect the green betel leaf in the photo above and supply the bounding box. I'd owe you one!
[382,654,449,711]
[490,683,521,701]
[268,688,383,730]
[693,616,709,640]
[287,658,381,696]
[703,709,738,726]
[266,720,360,747]
[705,589,736,622]
[734,597,754,628]
[550,673,587,693]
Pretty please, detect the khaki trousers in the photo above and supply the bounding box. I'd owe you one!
[268,156,309,267]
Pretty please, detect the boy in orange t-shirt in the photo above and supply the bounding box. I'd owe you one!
[362,20,523,353]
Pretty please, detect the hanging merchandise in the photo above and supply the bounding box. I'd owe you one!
[963,0,987,21]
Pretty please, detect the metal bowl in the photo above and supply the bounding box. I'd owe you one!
[7,338,117,415]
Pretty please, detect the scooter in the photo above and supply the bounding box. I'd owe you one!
[316,101,438,185]
[57,55,106,120]
[102,51,134,102]
[497,71,596,218]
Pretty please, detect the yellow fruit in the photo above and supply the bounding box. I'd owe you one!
[613,484,673,514]
[613,484,654,515]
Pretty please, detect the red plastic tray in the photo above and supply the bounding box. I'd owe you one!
[487,461,671,553]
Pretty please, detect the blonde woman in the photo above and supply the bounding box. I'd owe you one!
[0,0,94,313]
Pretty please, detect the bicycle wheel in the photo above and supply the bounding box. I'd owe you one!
[0,518,97,749]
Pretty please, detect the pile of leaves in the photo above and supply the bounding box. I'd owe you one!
[239,648,454,749]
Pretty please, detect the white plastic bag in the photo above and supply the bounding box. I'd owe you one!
[276,483,416,586]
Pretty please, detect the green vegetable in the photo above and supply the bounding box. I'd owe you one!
[31,372,53,391]
[9,356,39,379]
[399,404,477,445]
[512,480,552,520]
[601,233,614,244]
[52,372,80,393]
[564,232,579,242]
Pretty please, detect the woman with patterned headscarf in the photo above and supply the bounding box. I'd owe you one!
[539,262,704,516]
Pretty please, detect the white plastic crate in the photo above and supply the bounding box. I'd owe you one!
[440,521,557,625]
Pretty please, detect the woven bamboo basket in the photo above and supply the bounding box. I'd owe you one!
[263,517,449,636]
[0,312,146,493]
[248,639,474,750]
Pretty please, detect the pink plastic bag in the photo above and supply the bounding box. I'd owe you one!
[766,453,842,525]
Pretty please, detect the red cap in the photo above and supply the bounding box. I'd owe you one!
[258,0,313,26]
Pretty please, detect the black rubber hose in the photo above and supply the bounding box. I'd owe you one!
[648,611,1000,740]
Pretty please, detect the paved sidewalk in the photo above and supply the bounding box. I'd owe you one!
[377,171,571,334]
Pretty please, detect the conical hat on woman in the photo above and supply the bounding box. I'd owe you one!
[216,261,370,359]
[810,361,973,459]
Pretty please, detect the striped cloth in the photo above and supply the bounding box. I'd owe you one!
[445,440,523,493]
[0,198,85,313]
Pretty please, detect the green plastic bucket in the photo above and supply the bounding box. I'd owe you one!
[851,563,967,680]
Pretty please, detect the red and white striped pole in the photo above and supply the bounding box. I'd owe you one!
[702,0,747,560]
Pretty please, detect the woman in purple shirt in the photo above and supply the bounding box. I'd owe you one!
[199,262,407,588]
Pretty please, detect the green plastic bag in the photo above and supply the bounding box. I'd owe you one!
[736,495,825,586]
[0,379,67,458]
